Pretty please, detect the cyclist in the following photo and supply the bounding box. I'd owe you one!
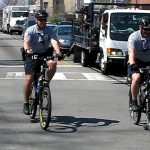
[23,10,64,115]
[128,16,150,111]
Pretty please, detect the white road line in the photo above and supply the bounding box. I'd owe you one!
[1,72,127,82]
[82,73,108,80]
[0,64,82,68]
[0,65,24,68]
[53,73,67,80]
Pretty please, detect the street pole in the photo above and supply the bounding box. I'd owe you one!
[40,0,43,10]
[76,0,81,11]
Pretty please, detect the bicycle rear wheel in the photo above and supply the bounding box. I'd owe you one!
[129,88,141,125]
[39,86,52,130]
[29,83,38,119]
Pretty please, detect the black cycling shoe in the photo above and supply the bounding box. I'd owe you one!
[131,100,139,111]
[23,103,30,115]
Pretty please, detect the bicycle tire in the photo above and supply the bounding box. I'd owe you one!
[39,86,52,130]
[29,83,38,119]
[146,97,150,130]
[129,88,141,125]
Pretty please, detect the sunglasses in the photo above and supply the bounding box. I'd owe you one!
[38,18,47,22]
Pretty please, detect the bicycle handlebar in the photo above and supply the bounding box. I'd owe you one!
[26,52,65,61]
[139,66,150,73]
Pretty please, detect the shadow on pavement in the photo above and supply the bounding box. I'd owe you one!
[49,116,120,133]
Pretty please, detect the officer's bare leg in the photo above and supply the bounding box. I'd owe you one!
[23,72,34,103]
[131,72,141,100]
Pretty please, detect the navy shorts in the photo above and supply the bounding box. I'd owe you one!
[24,57,43,75]
[128,58,150,76]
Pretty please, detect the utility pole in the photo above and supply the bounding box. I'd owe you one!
[40,0,43,9]
[76,0,81,11]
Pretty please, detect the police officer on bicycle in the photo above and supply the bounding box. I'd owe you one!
[23,10,64,115]
[128,16,150,111]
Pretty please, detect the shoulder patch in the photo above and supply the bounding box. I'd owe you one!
[128,39,133,44]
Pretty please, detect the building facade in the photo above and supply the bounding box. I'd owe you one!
[130,0,150,9]
[45,0,76,21]
[30,0,150,21]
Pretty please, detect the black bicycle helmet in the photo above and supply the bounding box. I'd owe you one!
[140,16,150,29]
[35,10,48,18]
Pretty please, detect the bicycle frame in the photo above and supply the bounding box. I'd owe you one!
[129,66,150,130]
[28,53,54,130]
[35,59,47,94]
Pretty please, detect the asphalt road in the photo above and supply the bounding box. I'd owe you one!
[0,32,150,150]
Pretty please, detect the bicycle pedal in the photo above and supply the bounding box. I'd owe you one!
[43,81,49,87]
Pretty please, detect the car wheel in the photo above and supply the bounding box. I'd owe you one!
[99,53,109,75]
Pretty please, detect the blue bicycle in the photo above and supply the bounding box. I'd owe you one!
[28,53,55,130]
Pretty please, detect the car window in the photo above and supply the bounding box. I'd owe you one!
[58,26,72,35]
[48,25,56,31]
[16,20,24,25]
[58,21,72,25]
[28,20,36,26]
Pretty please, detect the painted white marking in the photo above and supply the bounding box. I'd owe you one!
[1,72,126,82]
[0,64,82,68]
[0,65,24,68]
[15,72,25,79]
[82,73,108,80]
[6,72,16,78]
[53,73,67,80]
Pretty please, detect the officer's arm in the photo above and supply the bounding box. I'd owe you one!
[128,47,135,65]
[51,39,61,54]
[24,40,31,53]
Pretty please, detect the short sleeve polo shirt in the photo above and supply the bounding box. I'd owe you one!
[24,24,57,53]
[128,30,150,62]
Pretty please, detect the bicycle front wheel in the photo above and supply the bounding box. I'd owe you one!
[29,83,38,119]
[39,86,52,130]
[146,97,150,130]
[129,88,141,125]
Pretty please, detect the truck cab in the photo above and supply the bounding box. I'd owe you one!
[9,11,28,35]
[99,9,150,74]
[71,2,150,74]
[2,6,29,35]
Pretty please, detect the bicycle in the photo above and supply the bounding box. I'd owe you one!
[128,66,150,130]
[27,53,57,130]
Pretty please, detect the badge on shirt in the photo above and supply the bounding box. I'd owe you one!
[43,34,49,40]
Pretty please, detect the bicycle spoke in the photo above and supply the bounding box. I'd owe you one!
[29,84,37,119]
[39,86,52,130]
[129,88,141,125]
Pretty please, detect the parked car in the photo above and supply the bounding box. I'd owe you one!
[58,21,72,25]
[46,23,57,50]
[22,18,36,37]
[46,23,57,31]
[54,25,73,53]
[13,19,24,35]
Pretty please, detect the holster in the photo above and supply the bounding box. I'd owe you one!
[20,47,26,61]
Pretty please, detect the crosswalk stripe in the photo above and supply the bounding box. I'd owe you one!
[82,73,108,80]
[1,72,127,82]
[4,72,109,80]
[53,73,67,80]
[0,64,82,68]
